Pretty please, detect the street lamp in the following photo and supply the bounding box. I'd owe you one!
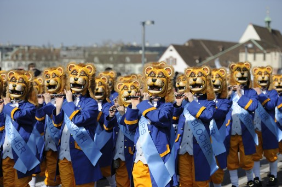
[244,43,253,61]
[141,20,154,67]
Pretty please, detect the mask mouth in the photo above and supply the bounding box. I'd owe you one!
[190,84,203,89]
[47,85,57,90]
[237,77,247,81]
[276,86,282,89]
[259,80,268,84]
[9,90,23,95]
[213,84,221,89]
[95,92,104,96]
[70,83,84,89]
[124,96,132,101]
[148,85,162,91]
[177,86,186,91]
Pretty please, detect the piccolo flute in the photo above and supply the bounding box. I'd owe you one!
[37,93,79,97]
[129,95,161,100]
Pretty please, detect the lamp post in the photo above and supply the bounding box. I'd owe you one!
[244,43,253,61]
[141,20,154,67]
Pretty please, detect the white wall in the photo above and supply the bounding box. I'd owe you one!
[158,45,188,73]
[239,24,261,43]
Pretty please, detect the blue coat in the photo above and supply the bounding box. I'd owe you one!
[174,95,216,181]
[277,95,282,131]
[213,98,232,169]
[97,100,115,169]
[227,87,258,155]
[52,95,103,185]
[124,98,174,187]
[257,89,279,149]
[2,101,41,178]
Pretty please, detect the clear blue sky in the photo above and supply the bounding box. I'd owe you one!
[0,0,281,47]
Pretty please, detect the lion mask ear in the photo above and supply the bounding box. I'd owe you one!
[218,68,227,77]
[244,62,251,70]
[109,71,116,78]
[185,68,193,77]
[145,66,153,76]
[1,73,6,81]
[25,72,33,81]
[202,66,211,75]
[132,80,140,88]
[43,70,49,77]
[56,67,64,76]
[85,64,95,75]
[252,66,259,75]
[116,83,124,92]
[67,63,76,73]
[37,77,43,84]
[266,65,273,74]
[7,71,15,81]
[164,67,173,77]
[229,62,237,71]
[101,76,108,84]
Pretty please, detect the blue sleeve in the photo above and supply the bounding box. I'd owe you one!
[214,99,232,120]
[277,96,282,112]
[62,99,98,127]
[137,101,173,128]
[187,100,216,122]
[258,90,277,111]
[124,106,139,132]
[52,107,64,128]
[3,103,36,127]
[238,89,258,112]
[172,103,184,124]
[43,103,56,116]
[0,112,5,133]
[103,115,117,131]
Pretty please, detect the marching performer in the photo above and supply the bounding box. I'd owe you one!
[227,62,258,187]
[113,76,141,187]
[210,68,232,187]
[94,75,116,187]
[124,62,176,187]
[1,70,40,187]
[252,66,280,186]
[34,67,66,187]
[175,66,217,187]
[53,63,102,186]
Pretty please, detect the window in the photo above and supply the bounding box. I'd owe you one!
[166,56,177,65]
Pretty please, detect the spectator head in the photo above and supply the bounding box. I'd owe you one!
[28,63,36,70]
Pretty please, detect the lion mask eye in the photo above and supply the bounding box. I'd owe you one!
[236,67,241,71]
[80,71,86,76]
[11,77,17,82]
[52,73,57,78]
[123,85,128,90]
[149,71,156,77]
[257,71,262,75]
[46,74,50,79]
[242,67,248,71]
[190,72,195,77]
[197,72,203,77]
[157,72,165,78]
[18,78,24,83]
[71,70,78,75]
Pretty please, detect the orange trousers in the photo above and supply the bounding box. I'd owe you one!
[115,160,130,187]
[210,159,224,185]
[132,161,152,187]
[252,131,278,162]
[2,157,31,187]
[178,153,209,187]
[279,141,282,154]
[58,158,94,187]
[100,165,112,177]
[44,150,61,185]
[227,135,254,170]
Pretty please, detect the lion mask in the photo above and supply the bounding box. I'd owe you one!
[43,67,66,94]
[6,70,37,105]
[229,62,252,87]
[185,66,215,100]
[211,68,228,99]
[33,76,44,95]
[175,74,189,94]
[115,78,141,107]
[252,66,272,89]
[66,63,96,98]
[272,75,282,93]
[99,71,116,92]
[143,62,174,102]
[94,75,111,102]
